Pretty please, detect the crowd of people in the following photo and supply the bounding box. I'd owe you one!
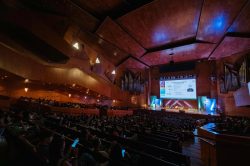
[19,96,101,109]
[18,97,129,110]
[214,116,250,136]
[1,98,249,166]
[0,104,198,166]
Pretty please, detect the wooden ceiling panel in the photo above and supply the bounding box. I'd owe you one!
[141,43,214,66]
[71,0,125,17]
[210,37,250,59]
[197,0,247,43]
[228,1,250,33]
[69,4,100,32]
[96,17,146,58]
[19,0,100,32]
[117,0,202,49]
[141,52,165,66]
[3,0,250,68]
[118,57,148,70]
[78,30,129,66]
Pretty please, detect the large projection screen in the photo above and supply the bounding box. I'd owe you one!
[160,79,197,99]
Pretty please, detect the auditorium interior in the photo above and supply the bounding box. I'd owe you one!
[0,0,250,166]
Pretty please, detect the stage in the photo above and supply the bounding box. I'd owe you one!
[149,107,219,116]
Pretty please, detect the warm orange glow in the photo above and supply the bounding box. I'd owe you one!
[24,88,28,92]
[131,96,137,104]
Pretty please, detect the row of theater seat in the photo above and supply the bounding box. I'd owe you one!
[43,115,191,166]
[3,105,198,166]
[43,120,178,166]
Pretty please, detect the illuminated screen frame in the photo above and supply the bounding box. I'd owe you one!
[160,78,197,100]
[248,82,250,95]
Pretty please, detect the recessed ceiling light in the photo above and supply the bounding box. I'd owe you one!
[24,79,29,83]
[111,70,116,75]
[68,94,71,98]
[114,52,117,56]
[95,57,100,64]
[24,88,28,92]
[72,42,79,50]
[98,38,103,44]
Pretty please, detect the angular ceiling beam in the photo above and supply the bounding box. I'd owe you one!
[141,38,214,58]
[226,32,250,38]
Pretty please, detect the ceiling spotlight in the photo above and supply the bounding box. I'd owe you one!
[111,70,116,75]
[95,57,100,64]
[68,93,71,98]
[113,99,116,103]
[97,99,100,102]
[113,52,117,56]
[24,79,29,83]
[72,42,79,50]
[24,88,28,92]
[98,38,103,44]
[84,96,87,99]
[72,83,76,87]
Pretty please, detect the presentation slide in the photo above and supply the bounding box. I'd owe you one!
[160,79,197,99]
